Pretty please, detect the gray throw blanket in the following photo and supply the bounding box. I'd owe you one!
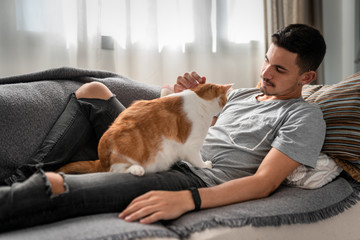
[167,177,360,238]
[0,67,161,182]
[0,67,359,239]
[0,177,359,240]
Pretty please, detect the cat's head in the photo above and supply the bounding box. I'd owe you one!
[191,83,233,108]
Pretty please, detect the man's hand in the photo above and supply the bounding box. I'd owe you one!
[174,72,206,93]
[119,190,195,224]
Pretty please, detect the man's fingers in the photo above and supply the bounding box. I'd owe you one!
[123,204,158,222]
[120,199,167,224]
[139,211,164,224]
[183,72,198,87]
[119,193,152,219]
[174,83,186,93]
[177,76,191,88]
[174,72,206,93]
[199,76,206,84]
[119,190,193,224]
[190,72,205,83]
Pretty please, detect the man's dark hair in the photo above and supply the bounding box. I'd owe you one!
[271,24,326,73]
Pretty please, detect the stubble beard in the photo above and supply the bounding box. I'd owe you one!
[259,78,276,96]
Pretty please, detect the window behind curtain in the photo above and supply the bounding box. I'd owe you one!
[2,0,265,88]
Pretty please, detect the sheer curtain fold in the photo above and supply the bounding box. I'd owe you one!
[0,0,265,88]
[264,0,323,44]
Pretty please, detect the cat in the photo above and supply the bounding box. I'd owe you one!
[57,83,232,176]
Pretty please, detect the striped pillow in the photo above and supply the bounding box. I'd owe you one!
[302,72,360,182]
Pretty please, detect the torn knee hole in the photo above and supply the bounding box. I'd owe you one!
[46,172,67,196]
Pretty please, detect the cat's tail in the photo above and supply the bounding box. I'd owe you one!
[56,160,105,174]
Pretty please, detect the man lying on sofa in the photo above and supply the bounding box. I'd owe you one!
[0,24,327,231]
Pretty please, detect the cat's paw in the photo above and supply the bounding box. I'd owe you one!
[126,165,145,176]
[204,161,212,169]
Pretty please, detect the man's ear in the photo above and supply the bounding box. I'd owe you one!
[301,71,317,85]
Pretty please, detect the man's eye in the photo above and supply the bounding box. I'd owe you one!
[276,67,285,73]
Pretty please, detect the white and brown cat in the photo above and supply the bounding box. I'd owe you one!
[57,83,231,176]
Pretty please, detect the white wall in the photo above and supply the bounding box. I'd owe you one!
[322,0,357,84]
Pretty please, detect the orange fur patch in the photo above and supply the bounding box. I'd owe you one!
[192,83,231,107]
[98,95,192,168]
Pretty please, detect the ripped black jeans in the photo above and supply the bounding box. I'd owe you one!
[0,94,207,232]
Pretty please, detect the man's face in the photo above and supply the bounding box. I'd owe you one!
[259,44,305,100]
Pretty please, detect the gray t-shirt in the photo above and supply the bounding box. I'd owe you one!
[186,88,326,187]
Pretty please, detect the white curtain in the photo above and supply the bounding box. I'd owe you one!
[0,0,265,88]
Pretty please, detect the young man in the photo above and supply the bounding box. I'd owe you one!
[0,24,326,230]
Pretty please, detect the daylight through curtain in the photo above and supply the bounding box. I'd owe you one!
[0,0,265,87]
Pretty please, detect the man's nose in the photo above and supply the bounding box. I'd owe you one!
[262,64,273,79]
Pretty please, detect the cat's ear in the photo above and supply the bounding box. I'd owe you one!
[223,84,234,93]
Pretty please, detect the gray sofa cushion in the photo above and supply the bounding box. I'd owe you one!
[0,67,161,182]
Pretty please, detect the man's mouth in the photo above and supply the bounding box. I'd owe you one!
[262,78,275,87]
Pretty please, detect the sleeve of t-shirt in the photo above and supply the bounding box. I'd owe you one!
[271,103,326,168]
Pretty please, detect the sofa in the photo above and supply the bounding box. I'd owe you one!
[0,67,359,240]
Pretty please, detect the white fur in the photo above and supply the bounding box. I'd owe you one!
[126,165,145,176]
[110,163,145,176]
[144,90,222,173]
[179,90,222,167]
[110,151,146,176]
[145,137,183,173]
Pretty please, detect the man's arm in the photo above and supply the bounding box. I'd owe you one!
[199,148,300,208]
[119,147,300,224]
